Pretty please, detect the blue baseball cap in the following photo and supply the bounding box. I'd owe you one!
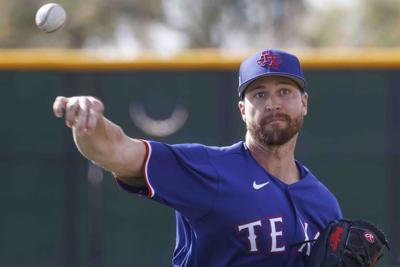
[238,49,306,99]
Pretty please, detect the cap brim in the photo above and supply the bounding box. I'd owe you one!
[239,73,305,98]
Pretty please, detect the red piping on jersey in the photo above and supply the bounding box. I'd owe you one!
[141,140,155,198]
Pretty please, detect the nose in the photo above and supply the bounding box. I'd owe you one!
[265,95,281,112]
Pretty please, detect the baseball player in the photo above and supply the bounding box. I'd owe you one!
[53,49,342,267]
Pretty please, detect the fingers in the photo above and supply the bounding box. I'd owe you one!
[85,98,104,135]
[65,97,80,128]
[86,106,99,135]
[53,96,104,136]
[74,98,89,135]
[53,96,68,118]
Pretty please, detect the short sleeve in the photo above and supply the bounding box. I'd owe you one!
[118,140,220,220]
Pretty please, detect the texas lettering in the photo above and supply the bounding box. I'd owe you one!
[237,217,320,255]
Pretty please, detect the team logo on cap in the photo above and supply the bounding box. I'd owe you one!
[257,50,283,69]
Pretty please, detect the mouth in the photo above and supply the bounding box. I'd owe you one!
[269,117,286,122]
[264,114,289,124]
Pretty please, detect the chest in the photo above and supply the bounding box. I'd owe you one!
[209,167,324,255]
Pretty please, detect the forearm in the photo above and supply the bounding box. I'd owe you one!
[73,116,123,169]
[73,116,145,185]
[53,96,146,186]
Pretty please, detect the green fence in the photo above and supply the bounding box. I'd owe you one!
[0,66,398,266]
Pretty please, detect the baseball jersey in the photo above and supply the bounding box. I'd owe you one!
[117,141,342,267]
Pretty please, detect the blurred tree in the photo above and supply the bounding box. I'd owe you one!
[161,0,306,49]
[0,0,307,50]
[300,6,349,48]
[301,0,400,48]
[0,0,166,48]
[359,0,400,47]
[4,0,400,51]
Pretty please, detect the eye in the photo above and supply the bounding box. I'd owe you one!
[254,91,266,99]
[279,88,291,96]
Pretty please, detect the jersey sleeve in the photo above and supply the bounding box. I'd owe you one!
[116,140,220,220]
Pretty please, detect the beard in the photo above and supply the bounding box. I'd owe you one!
[247,112,304,146]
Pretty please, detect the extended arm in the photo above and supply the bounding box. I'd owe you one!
[52,96,146,187]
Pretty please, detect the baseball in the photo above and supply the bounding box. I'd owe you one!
[35,3,66,33]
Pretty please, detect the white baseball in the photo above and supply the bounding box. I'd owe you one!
[35,3,67,33]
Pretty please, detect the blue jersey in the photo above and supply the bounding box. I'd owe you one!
[117,141,342,267]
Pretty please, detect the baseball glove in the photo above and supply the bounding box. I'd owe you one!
[306,219,389,267]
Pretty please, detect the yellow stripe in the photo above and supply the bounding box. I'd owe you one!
[297,48,400,69]
[1,48,400,70]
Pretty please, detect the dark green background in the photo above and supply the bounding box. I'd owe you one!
[0,69,398,266]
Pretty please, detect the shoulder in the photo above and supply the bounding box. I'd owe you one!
[295,163,342,213]
[303,170,343,218]
[203,141,244,154]
[147,140,245,161]
[303,170,338,200]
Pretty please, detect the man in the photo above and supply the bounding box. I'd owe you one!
[53,49,342,267]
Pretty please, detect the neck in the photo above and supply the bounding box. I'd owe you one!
[245,132,300,184]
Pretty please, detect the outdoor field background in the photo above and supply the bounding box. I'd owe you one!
[0,0,400,266]
[0,49,399,267]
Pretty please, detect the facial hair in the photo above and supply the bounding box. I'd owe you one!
[247,112,304,146]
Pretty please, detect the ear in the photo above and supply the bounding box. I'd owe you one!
[301,92,308,116]
[238,100,246,122]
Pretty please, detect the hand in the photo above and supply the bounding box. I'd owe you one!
[53,96,104,136]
